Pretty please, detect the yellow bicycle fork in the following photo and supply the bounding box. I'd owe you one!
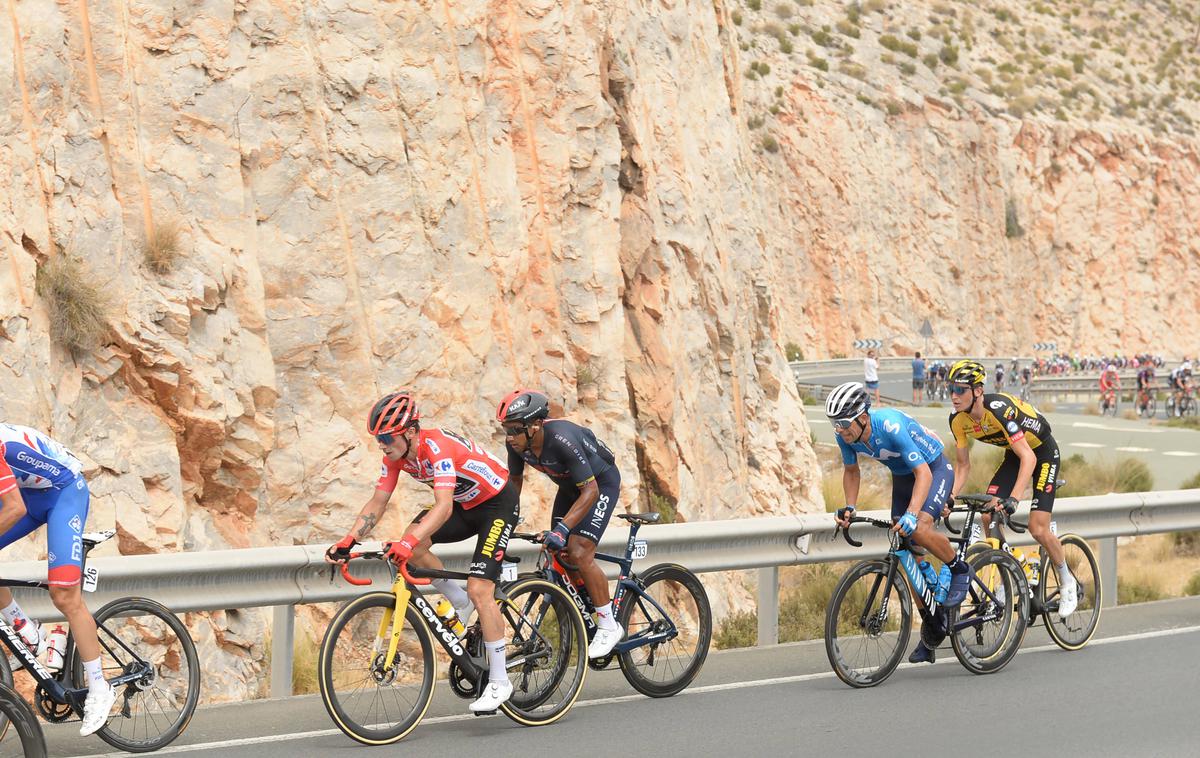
[377,576,413,670]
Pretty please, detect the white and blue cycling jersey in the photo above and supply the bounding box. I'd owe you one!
[836,408,944,475]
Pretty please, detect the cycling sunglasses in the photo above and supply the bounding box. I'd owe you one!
[502,425,528,438]
[376,433,396,444]
[830,418,856,431]
[949,384,973,396]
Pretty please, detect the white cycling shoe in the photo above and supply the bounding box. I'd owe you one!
[80,682,118,736]
[1058,576,1079,619]
[587,626,624,659]
[469,679,513,713]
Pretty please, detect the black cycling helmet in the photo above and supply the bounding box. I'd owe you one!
[496,389,551,425]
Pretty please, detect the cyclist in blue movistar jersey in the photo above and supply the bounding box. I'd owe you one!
[0,423,118,735]
[496,389,625,658]
[826,382,973,664]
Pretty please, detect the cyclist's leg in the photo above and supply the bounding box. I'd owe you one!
[0,508,47,648]
[463,486,518,710]
[411,508,475,617]
[909,457,956,564]
[1026,443,1064,563]
[43,482,100,660]
[562,469,621,608]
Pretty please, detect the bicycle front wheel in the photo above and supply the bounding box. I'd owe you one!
[824,559,911,688]
[952,549,1028,674]
[71,597,200,753]
[1041,534,1102,650]
[318,592,434,745]
[0,682,46,758]
[617,563,712,698]
[497,577,588,726]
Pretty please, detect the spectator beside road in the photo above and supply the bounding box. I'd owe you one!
[863,350,881,405]
[911,351,926,406]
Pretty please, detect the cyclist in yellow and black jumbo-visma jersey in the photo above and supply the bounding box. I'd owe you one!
[944,360,1078,619]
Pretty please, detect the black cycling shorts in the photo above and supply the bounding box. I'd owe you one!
[551,467,621,544]
[986,437,1060,513]
[411,477,519,581]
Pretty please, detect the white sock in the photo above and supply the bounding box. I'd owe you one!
[485,639,507,683]
[82,657,108,691]
[594,602,619,631]
[1058,563,1072,584]
[2,601,37,646]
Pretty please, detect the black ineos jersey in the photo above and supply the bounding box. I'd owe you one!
[507,419,615,487]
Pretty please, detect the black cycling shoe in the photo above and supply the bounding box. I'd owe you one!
[944,568,974,607]
[908,641,936,664]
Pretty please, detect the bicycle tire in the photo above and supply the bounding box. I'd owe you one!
[951,549,1029,674]
[0,682,46,758]
[824,559,911,688]
[72,597,200,753]
[616,563,712,698]
[318,592,434,745]
[1040,534,1102,651]
[0,646,11,739]
[497,576,588,726]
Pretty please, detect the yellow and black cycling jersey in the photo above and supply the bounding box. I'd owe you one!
[949,393,1053,451]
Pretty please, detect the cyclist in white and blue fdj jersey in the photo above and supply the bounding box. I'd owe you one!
[827,382,974,664]
[0,423,118,735]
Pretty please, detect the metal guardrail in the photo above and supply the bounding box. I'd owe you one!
[4,490,1198,697]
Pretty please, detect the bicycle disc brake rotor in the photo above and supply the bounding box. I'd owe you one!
[369,652,399,686]
[35,684,75,723]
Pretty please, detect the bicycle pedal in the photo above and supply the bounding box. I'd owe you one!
[472,709,498,717]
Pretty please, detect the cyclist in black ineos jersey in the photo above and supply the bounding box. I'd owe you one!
[496,389,625,658]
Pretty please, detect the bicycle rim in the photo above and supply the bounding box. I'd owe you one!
[1041,535,1102,650]
[617,563,712,698]
[824,559,910,688]
[498,578,587,726]
[318,593,434,745]
[952,550,1028,674]
[0,683,46,758]
[76,597,200,753]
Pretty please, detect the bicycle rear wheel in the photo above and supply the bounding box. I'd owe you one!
[318,592,434,745]
[497,577,587,726]
[72,597,199,753]
[952,549,1028,674]
[0,682,46,758]
[824,559,911,688]
[1040,534,1102,650]
[617,563,712,698]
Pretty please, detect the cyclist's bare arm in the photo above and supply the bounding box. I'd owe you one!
[838,464,861,526]
[0,488,28,535]
[950,446,970,499]
[406,489,454,544]
[348,489,391,542]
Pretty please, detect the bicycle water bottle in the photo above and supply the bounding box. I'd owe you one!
[934,566,951,605]
[1027,555,1041,586]
[45,625,68,673]
[433,600,466,637]
[918,560,939,592]
[1010,546,1033,582]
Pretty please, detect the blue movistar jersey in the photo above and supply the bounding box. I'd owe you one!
[836,408,944,475]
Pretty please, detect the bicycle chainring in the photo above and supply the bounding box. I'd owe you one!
[587,654,615,670]
[35,684,75,723]
[447,662,480,699]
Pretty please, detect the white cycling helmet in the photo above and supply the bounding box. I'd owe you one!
[825,382,871,420]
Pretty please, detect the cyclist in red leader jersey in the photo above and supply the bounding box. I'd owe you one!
[325,392,519,713]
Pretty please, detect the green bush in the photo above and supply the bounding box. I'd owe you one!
[714,564,849,648]
[747,0,762,11]
[1172,531,1200,557]
[1118,575,1164,605]
[1004,198,1023,237]
[811,29,835,47]
[939,43,959,66]
[732,10,743,25]
[1059,454,1155,496]
[885,100,902,115]
[36,255,111,353]
[649,491,678,523]
[715,608,758,648]
[774,3,793,19]
[761,134,780,153]
[1185,572,1200,597]
[1182,471,1200,489]
[143,218,183,274]
[880,34,918,57]
[836,19,860,38]
[785,342,804,361]
[923,53,939,70]
[899,61,916,75]
[807,54,829,72]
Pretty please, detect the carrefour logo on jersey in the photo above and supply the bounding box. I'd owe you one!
[15,451,61,476]
[436,459,453,474]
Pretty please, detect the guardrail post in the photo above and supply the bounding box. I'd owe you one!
[1099,538,1118,608]
[271,604,295,698]
[757,567,779,646]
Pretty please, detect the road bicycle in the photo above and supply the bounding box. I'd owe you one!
[0,530,200,753]
[0,682,46,758]
[1099,387,1119,416]
[514,511,711,698]
[318,549,588,745]
[1135,386,1156,418]
[824,500,1028,688]
[949,492,1101,651]
[1165,387,1195,418]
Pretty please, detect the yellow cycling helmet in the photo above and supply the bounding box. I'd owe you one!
[948,359,987,386]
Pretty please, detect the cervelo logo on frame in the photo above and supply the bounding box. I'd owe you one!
[414,595,465,656]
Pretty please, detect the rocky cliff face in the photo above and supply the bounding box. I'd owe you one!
[1,0,1195,701]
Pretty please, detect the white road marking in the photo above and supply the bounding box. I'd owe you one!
[65,625,1200,757]
[1069,442,1106,448]
[1162,451,1199,457]
[1070,422,1164,434]
[1114,446,1154,453]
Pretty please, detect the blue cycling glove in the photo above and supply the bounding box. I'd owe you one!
[896,512,918,537]
[543,521,572,551]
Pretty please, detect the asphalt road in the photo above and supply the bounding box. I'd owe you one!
[33,596,1200,758]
